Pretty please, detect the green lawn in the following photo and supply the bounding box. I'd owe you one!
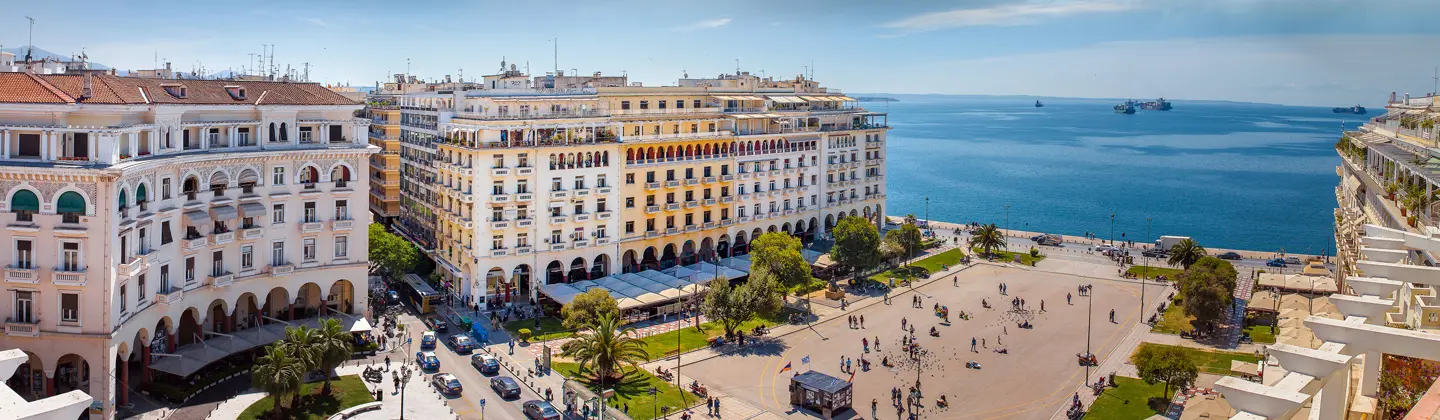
[1126,265,1184,280]
[970,247,1046,265]
[869,248,967,284]
[1151,296,1198,335]
[1243,325,1276,344]
[634,314,785,361]
[553,362,696,420]
[1136,343,1262,376]
[1085,376,1174,420]
[503,317,575,341]
[238,375,374,420]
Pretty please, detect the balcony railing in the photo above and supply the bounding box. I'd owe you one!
[52,269,85,286]
[213,231,235,245]
[185,236,209,251]
[157,287,184,305]
[5,319,39,337]
[300,222,324,234]
[242,227,264,240]
[271,264,295,276]
[210,272,234,288]
[332,219,354,231]
[118,257,145,277]
[5,267,37,284]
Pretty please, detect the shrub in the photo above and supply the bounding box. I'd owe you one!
[1029,247,1040,257]
[518,328,532,342]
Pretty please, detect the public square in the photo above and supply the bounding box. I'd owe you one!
[683,264,1172,420]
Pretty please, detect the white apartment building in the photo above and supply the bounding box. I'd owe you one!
[0,72,374,419]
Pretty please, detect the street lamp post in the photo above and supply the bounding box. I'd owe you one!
[1085,288,1094,383]
[1143,217,1151,315]
[1110,212,1115,247]
[1005,204,1011,252]
[924,197,930,236]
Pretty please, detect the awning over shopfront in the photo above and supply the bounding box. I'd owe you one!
[149,315,364,377]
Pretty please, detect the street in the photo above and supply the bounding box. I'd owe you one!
[386,308,546,420]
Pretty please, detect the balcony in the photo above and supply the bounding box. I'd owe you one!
[551,215,569,224]
[597,187,612,195]
[517,218,534,227]
[490,219,510,229]
[459,192,474,203]
[597,211,613,219]
[645,182,661,190]
[685,225,699,232]
[332,219,354,231]
[491,249,509,256]
[5,267,37,284]
[721,196,734,203]
[491,167,511,176]
[666,227,680,234]
[596,237,611,245]
[646,205,661,213]
[550,191,569,200]
[665,180,681,188]
[210,272,234,288]
[721,174,735,181]
[118,257,144,277]
[574,240,590,248]
[242,227,264,240]
[704,222,717,229]
[213,231,235,245]
[550,243,568,251]
[573,189,591,198]
[666,203,681,211]
[517,167,535,175]
[685,179,700,186]
[5,319,39,337]
[739,173,752,180]
[300,222,324,234]
[52,269,85,286]
[271,264,295,276]
[755,212,767,220]
[703,176,717,184]
[646,231,661,238]
[157,287,184,305]
[515,193,534,202]
[684,201,699,209]
[575,214,591,222]
[185,236,209,251]
[516,246,533,255]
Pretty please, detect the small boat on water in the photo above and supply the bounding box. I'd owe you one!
[1332,105,1367,114]
[1035,100,1044,108]
[1114,102,1135,114]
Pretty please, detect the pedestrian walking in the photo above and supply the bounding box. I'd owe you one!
[1067,293,1072,305]
[875,336,881,350]
[872,398,879,419]
[715,397,720,415]
[971,337,977,352]
[860,315,865,328]
[982,338,986,348]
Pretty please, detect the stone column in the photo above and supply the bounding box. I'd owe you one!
[200,126,210,150]
[140,345,150,382]
[1360,350,1381,396]
[1319,367,1346,420]
[118,361,129,405]
[289,303,296,320]
[167,333,176,353]
[44,372,54,398]
[2,130,9,158]
[88,132,97,160]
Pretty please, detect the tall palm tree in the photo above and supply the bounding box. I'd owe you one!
[1402,181,1430,223]
[1167,238,1207,269]
[969,223,1005,257]
[282,325,320,408]
[313,318,354,395]
[252,344,303,420]
[559,314,649,386]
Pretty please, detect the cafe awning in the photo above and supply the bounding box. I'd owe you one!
[238,202,267,217]
[211,205,238,222]
[150,315,361,377]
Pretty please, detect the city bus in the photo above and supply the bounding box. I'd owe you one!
[401,274,443,315]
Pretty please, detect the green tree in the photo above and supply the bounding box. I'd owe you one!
[282,325,320,409]
[894,223,923,264]
[1402,181,1430,223]
[749,232,812,290]
[1176,257,1238,325]
[1167,238,1207,269]
[559,313,649,385]
[881,230,908,265]
[251,343,304,420]
[561,288,620,330]
[701,275,782,337]
[1131,345,1199,398]
[830,216,881,285]
[313,318,354,395]
[969,223,1005,257]
[369,223,417,278]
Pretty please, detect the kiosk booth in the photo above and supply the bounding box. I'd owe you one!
[790,370,853,419]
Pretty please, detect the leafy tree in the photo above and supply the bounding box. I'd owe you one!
[1131,345,1199,398]
[559,313,649,385]
[969,223,1005,257]
[369,223,418,278]
[313,318,354,395]
[702,275,782,337]
[881,230,908,265]
[749,232,812,290]
[252,343,303,420]
[830,216,881,284]
[1176,257,1237,325]
[1167,238,1207,269]
[561,288,620,330]
[903,213,917,225]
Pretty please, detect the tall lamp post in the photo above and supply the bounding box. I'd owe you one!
[1085,287,1094,384]
[924,197,930,236]
[1109,212,1115,247]
[1005,204,1011,252]
[1143,217,1151,315]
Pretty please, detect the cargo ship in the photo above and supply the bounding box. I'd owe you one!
[1035,100,1044,108]
[1114,102,1135,114]
[1140,97,1172,111]
[1332,105,1367,114]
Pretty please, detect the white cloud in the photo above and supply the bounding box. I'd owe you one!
[675,18,732,31]
[305,18,335,28]
[884,0,1140,32]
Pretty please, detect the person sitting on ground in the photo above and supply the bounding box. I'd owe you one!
[937,395,949,408]
[929,326,939,337]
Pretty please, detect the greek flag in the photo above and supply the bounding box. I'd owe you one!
[801,355,810,365]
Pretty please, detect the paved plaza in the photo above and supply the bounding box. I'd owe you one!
[683,265,1170,420]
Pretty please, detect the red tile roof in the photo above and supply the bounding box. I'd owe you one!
[0,73,360,106]
[0,73,72,104]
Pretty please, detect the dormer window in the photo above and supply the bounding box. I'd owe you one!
[161,84,187,99]
[224,86,246,100]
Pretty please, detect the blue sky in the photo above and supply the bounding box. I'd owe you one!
[4,0,1440,105]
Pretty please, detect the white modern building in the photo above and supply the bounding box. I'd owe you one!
[0,72,374,419]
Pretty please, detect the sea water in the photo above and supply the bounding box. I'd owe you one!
[878,96,1354,254]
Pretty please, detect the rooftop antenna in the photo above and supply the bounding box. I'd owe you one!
[248,53,256,76]
[1432,66,1438,96]
[303,62,310,82]
[735,58,740,75]
[24,16,35,62]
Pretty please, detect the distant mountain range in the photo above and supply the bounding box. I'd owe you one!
[1,46,110,70]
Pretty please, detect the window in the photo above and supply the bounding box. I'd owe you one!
[185,257,195,283]
[335,200,349,220]
[676,100,685,109]
[273,204,285,223]
[721,208,729,220]
[272,241,286,266]
[721,164,730,175]
[597,198,608,212]
[640,100,649,110]
[60,293,78,323]
[211,250,224,276]
[625,221,635,233]
[646,219,655,232]
[621,101,631,110]
[15,239,32,269]
[626,197,635,208]
[161,221,173,244]
[273,167,285,185]
[703,211,712,223]
[335,236,348,258]
[721,186,730,197]
[492,235,504,250]
[685,168,694,179]
[303,238,316,261]
[162,178,172,199]
[685,214,694,226]
[61,242,80,272]
[597,175,607,188]
[118,286,126,313]
[626,173,635,184]
[303,202,317,223]
[517,180,529,194]
[665,170,676,181]
[493,182,504,195]
[517,233,529,247]
[693,99,702,108]
[551,230,562,243]
[159,265,169,291]
[658,100,667,109]
[666,216,675,229]
[242,245,254,269]
[574,176,585,190]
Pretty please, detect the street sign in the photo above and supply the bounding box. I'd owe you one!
[480,399,486,406]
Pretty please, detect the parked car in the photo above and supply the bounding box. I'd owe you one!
[471,354,500,375]
[420,331,437,350]
[1141,249,1167,258]
[491,376,522,399]
[1284,256,1302,265]
[425,316,449,332]
[385,290,400,305]
[523,400,563,420]
[431,373,462,395]
[416,351,440,370]
[1218,252,1243,260]
[448,334,475,353]
[1266,258,1287,268]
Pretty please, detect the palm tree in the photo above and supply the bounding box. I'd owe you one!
[559,313,649,386]
[1402,182,1429,224]
[313,318,354,395]
[1167,238,1207,269]
[282,325,320,408]
[252,344,304,420]
[969,223,1005,257]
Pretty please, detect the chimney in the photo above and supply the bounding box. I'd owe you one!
[81,72,93,100]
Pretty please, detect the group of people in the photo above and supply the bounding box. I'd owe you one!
[848,315,866,329]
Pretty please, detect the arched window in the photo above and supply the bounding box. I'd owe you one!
[330,166,351,188]
[269,123,276,142]
[299,166,319,187]
[182,176,200,200]
[10,190,38,222]
[602,151,609,166]
[57,191,86,223]
[135,184,148,210]
[279,123,288,141]
[118,188,128,209]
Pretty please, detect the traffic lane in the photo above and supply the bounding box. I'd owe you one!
[418,326,541,420]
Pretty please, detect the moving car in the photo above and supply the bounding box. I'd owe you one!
[1218,252,1243,260]
[1141,249,1167,258]
[416,351,440,371]
[420,331,437,350]
[523,400,563,420]
[1266,258,1287,268]
[1284,256,1302,265]
[491,376,522,399]
[448,334,475,353]
[425,316,449,333]
[431,373,463,395]
[471,354,500,375]
[385,290,400,305]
